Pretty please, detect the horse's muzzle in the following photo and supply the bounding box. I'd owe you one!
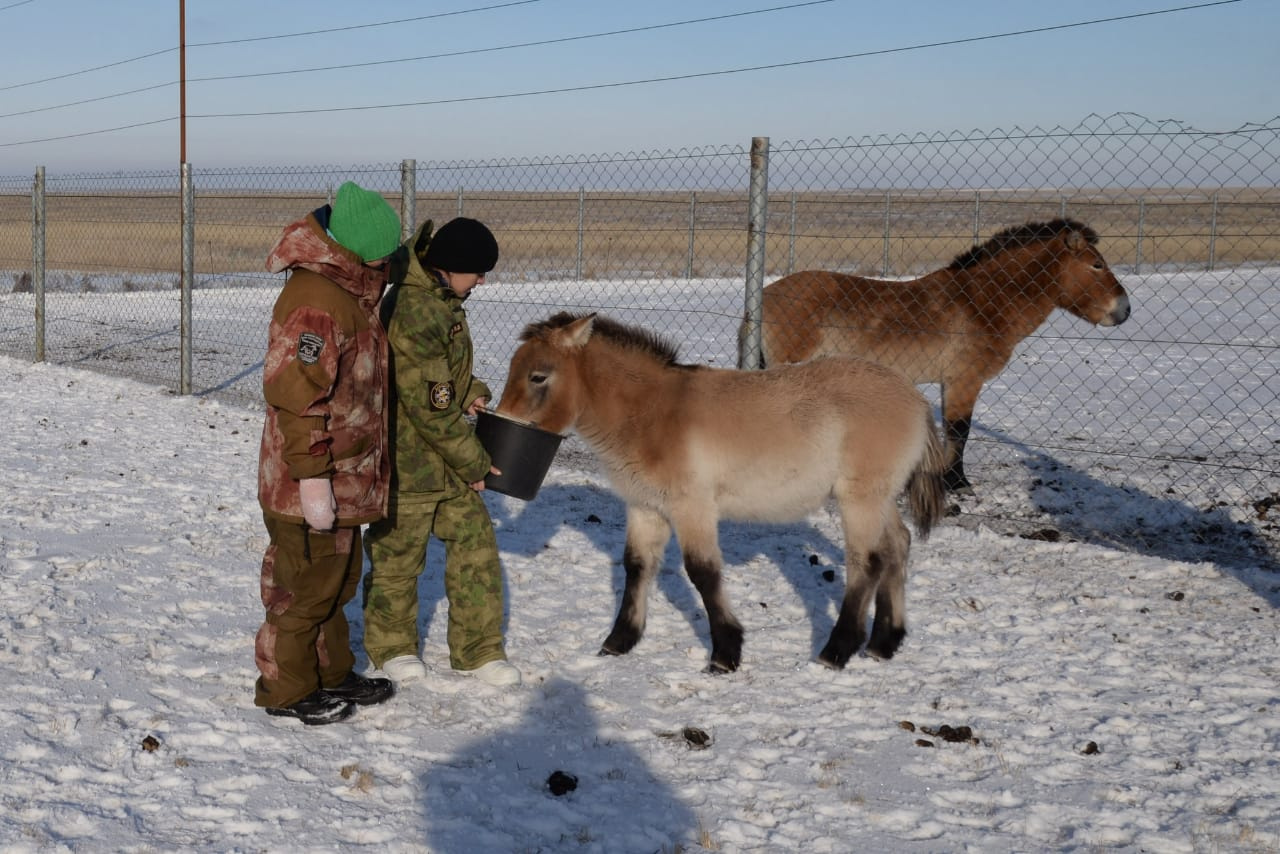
[1102,293,1131,326]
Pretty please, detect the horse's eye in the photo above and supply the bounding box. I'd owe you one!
[529,372,548,385]
[1092,261,1105,270]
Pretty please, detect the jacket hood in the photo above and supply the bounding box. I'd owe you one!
[395,222,454,302]
[265,208,389,309]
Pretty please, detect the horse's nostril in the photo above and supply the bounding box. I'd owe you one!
[1114,294,1132,324]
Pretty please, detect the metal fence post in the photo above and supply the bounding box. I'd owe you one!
[401,159,416,236]
[884,191,893,276]
[686,192,696,279]
[180,162,194,394]
[456,187,464,218]
[1135,197,1145,274]
[576,187,585,280]
[1208,191,1219,272]
[972,191,981,247]
[739,136,769,370]
[32,166,45,362]
[787,193,797,276]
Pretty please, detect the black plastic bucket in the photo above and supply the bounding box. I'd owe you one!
[474,410,564,500]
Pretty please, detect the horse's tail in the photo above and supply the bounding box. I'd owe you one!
[906,411,947,539]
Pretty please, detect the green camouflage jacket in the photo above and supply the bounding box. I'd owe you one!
[381,221,493,493]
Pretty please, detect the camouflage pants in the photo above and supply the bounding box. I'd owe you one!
[362,487,507,671]
[254,516,361,708]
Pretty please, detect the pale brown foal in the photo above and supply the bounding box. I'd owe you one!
[495,312,946,672]
[752,218,1131,493]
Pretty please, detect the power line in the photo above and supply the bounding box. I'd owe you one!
[189,0,544,47]
[194,1,1246,119]
[190,1,835,83]
[0,0,545,93]
[0,83,172,120]
[0,1,833,117]
[0,117,174,148]
[0,0,39,11]
[0,47,173,94]
[0,0,1246,149]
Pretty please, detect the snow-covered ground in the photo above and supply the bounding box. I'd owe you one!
[0,269,1277,852]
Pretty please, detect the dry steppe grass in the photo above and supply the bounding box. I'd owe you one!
[1,188,1277,281]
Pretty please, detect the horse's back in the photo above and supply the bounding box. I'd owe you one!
[760,270,959,381]
[675,357,935,521]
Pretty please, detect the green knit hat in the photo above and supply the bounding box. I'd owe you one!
[328,181,402,262]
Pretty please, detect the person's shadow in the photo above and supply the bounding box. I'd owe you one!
[417,677,701,853]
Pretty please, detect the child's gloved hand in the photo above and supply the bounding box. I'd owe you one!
[299,478,337,530]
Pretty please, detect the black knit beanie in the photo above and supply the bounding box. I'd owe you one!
[423,217,499,273]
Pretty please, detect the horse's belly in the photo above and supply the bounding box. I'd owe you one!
[715,459,834,523]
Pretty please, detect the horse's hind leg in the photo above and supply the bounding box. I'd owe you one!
[941,377,984,493]
[818,549,876,669]
[819,497,893,669]
[600,505,671,658]
[866,517,911,660]
[675,512,744,674]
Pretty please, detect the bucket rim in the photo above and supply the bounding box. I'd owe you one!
[479,408,566,439]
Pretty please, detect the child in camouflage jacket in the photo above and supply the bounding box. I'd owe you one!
[363,217,521,687]
[255,181,402,724]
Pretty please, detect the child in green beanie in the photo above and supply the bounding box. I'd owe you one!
[253,182,403,725]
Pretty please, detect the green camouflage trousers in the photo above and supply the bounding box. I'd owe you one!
[362,487,507,671]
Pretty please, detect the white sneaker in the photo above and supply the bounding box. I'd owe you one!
[381,655,428,684]
[466,659,522,687]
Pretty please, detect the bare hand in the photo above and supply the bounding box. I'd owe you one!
[299,478,337,530]
[470,465,501,491]
[467,397,489,417]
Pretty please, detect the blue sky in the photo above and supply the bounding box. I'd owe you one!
[0,0,1275,173]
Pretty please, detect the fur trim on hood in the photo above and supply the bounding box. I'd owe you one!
[266,210,388,309]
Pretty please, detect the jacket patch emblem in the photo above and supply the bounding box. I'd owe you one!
[297,332,324,365]
[449,322,463,339]
[429,381,455,411]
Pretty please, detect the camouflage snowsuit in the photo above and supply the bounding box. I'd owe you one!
[363,220,508,671]
[254,207,391,709]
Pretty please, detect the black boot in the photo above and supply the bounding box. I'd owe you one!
[325,672,395,706]
[265,690,355,725]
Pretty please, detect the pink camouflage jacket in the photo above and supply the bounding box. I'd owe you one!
[257,209,392,526]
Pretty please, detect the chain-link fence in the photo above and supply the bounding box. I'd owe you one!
[1,113,1277,567]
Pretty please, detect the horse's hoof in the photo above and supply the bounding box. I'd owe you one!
[601,626,642,656]
[815,652,848,671]
[817,638,857,670]
[706,661,738,675]
[866,626,906,660]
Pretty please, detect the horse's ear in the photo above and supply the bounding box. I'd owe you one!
[1064,227,1086,251]
[562,313,596,349]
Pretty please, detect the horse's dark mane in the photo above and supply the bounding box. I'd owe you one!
[521,312,685,366]
[948,218,1098,271]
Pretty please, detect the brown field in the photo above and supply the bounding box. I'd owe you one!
[1,187,1278,282]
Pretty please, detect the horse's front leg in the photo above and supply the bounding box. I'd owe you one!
[676,513,744,674]
[600,505,670,658]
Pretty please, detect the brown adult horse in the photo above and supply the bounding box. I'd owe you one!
[495,312,946,673]
[749,218,1131,493]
